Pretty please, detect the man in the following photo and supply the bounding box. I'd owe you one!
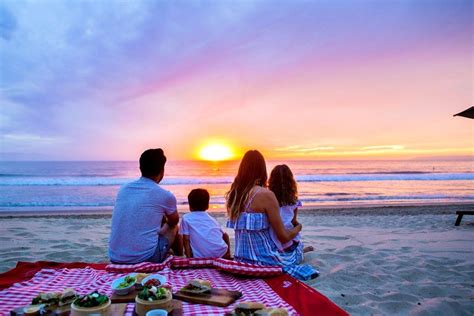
[109,148,181,263]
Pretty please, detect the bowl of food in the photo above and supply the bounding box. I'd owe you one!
[112,274,137,295]
[141,274,167,288]
[179,279,212,295]
[135,286,172,316]
[71,291,111,316]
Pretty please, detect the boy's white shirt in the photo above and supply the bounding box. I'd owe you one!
[180,211,228,258]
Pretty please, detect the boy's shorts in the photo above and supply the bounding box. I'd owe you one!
[147,234,170,263]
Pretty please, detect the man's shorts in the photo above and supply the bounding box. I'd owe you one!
[147,234,170,263]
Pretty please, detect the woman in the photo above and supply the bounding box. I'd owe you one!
[226,150,318,280]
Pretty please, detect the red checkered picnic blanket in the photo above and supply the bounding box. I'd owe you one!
[0,266,296,315]
[0,261,348,316]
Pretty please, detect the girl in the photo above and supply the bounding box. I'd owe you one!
[269,164,302,252]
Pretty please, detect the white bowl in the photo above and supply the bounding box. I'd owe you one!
[141,274,167,287]
[111,273,136,295]
[146,309,168,316]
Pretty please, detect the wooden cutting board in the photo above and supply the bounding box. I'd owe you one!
[10,302,181,316]
[172,288,242,307]
[111,288,139,303]
[132,300,183,316]
[10,305,70,316]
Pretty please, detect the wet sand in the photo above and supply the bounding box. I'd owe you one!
[1,203,473,315]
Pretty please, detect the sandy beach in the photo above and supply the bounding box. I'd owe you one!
[1,203,473,315]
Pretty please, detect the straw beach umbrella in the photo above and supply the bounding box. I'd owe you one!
[453,106,474,119]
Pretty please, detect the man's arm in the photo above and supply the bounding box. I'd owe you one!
[165,210,179,227]
[183,235,193,258]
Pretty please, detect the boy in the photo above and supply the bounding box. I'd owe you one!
[180,188,231,259]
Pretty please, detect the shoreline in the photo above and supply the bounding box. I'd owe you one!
[0,201,472,218]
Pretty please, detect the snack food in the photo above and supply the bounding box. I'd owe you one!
[30,288,76,312]
[179,279,212,295]
[71,291,111,316]
[226,302,289,316]
[255,308,289,316]
[31,291,60,306]
[231,301,266,315]
[59,288,77,306]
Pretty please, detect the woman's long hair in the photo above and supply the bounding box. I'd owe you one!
[226,150,267,220]
[269,164,298,207]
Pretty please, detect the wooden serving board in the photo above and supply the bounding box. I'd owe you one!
[133,300,183,316]
[172,288,242,307]
[10,305,70,316]
[10,302,180,316]
[111,288,139,303]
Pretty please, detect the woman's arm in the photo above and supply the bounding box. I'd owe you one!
[222,232,232,259]
[262,191,302,244]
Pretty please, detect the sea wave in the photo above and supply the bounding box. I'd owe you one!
[2,194,473,208]
[300,194,474,203]
[0,177,232,186]
[0,172,473,186]
[296,173,474,182]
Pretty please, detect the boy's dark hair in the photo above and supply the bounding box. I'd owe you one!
[139,148,167,178]
[188,188,210,211]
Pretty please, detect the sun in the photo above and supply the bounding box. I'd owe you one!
[198,143,235,161]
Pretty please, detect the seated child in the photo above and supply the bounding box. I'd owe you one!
[269,164,303,251]
[180,188,231,259]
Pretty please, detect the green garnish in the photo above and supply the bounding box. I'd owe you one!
[117,275,136,289]
[138,287,168,301]
[73,291,109,308]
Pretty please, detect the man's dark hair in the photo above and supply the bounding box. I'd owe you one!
[139,148,167,178]
[188,188,210,211]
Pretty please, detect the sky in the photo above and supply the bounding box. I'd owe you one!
[0,0,472,161]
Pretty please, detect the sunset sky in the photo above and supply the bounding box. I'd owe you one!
[0,0,472,161]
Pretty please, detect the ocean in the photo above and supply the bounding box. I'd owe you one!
[0,159,473,213]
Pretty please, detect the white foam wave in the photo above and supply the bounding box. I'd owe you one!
[0,173,472,186]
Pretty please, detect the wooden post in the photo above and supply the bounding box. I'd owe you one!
[455,213,464,226]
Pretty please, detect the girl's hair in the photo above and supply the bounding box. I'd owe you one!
[226,150,267,221]
[269,164,298,207]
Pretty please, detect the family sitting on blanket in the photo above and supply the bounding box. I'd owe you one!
[108,148,317,280]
